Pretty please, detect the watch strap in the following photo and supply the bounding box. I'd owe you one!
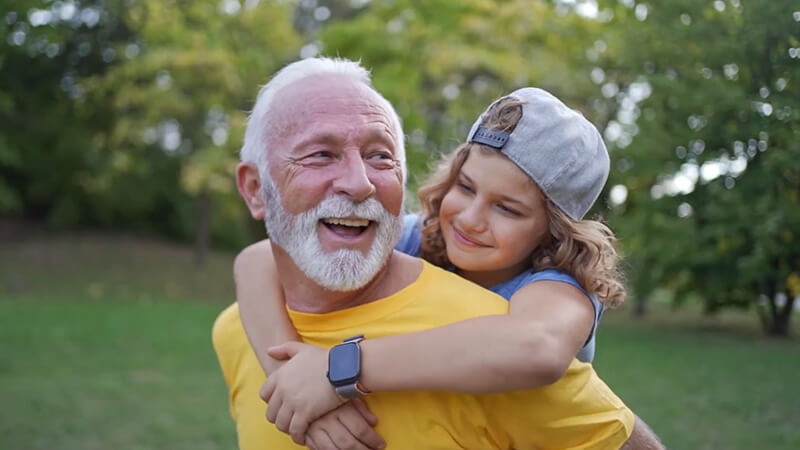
[343,334,365,344]
[335,382,370,399]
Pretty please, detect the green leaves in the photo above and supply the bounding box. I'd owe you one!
[600,1,800,334]
[2,0,796,330]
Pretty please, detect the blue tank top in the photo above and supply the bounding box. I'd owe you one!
[396,214,602,362]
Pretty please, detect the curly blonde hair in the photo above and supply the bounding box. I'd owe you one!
[418,97,626,307]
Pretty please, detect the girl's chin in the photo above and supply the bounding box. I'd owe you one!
[446,254,487,273]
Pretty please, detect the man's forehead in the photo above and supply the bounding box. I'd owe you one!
[268,74,396,142]
[273,74,388,118]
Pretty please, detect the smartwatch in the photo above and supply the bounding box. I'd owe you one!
[327,334,370,399]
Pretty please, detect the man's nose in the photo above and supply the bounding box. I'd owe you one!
[332,153,377,202]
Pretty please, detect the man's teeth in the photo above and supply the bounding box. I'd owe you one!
[323,218,370,227]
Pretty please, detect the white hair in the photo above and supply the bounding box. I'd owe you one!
[240,57,406,183]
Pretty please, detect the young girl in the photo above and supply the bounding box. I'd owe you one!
[238,88,626,448]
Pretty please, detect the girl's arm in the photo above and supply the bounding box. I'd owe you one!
[235,240,386,449]
[234,239,299,374]
[263,280,596,423]
[358,280,595,393]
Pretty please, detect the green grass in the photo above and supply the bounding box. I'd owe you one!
[0,231,236,304]
[0,231,238,450]
[0,300,236,450]
[1,231,799,449]
[594,319,800,449]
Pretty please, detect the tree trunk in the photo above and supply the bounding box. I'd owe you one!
[767,295,794,337]
[194,190,210,267]
[632,296,647,318]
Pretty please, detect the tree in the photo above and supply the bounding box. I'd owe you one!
[82,0,301,263]
[597,0,800,335]
[0,0,133,224]
[313,0,608,191]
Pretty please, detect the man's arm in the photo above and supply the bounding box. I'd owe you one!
[621,415,665,450]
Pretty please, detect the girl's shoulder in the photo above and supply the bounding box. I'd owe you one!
[525,269,589,296]
[491,268,587,300]
[497,268,603,363]
[395,213,423,257]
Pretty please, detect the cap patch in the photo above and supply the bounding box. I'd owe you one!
[470,126,509,149]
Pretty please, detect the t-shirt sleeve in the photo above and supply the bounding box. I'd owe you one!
[211,303,246,420]
[394,213,422,257]
[526,269,604,360]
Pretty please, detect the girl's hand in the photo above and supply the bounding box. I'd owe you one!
[305,399,386,450]
[260,342,346,443]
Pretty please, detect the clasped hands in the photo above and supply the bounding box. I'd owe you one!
[260,342,385,450]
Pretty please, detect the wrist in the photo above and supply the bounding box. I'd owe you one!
[327,334,371,399]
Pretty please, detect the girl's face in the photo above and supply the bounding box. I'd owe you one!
[439,150,550,287]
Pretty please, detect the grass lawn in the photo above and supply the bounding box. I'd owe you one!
[2,232,799,449]
[594,317,800,449]
[0,299,236,450]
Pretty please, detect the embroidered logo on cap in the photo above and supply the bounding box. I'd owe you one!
[470,126,509,149]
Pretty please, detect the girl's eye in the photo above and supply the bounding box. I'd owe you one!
[457,182,474,193]
[498,204,522,216]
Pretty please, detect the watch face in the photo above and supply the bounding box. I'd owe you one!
[328,342,360,384]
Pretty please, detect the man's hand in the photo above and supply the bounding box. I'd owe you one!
[305,400,386,450]
[260,341,346,444]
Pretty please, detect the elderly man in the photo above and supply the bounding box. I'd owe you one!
[213,57,661,449]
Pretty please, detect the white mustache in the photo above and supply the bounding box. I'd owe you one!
[305,196,394,223]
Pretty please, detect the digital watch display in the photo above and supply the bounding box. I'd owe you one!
[327,334,370,398]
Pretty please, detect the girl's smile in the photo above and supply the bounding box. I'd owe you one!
[451,226,490,247]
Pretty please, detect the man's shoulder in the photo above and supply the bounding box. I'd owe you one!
[212,302,241,334]
[419,260,501,294]
[212,303,246,359]
[409,259,509,313]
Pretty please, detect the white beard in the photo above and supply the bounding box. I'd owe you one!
[262,179,402,292]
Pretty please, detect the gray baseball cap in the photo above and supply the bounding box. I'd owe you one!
[467,87,610,220]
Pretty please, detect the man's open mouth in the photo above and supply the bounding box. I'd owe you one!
[321,218,373,237]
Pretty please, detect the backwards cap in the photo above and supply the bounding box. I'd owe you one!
[467,87,609,220]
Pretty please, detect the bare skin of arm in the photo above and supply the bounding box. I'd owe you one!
[622,416,666,450]
[358,279,595,392]
[235,240,384,449]
[239,241,664,450]
[234,239,299,374]
[248,240,597,442]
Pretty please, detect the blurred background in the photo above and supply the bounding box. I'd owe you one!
[1,0,798,448]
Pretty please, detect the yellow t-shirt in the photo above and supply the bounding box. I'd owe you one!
[213,260,634,449]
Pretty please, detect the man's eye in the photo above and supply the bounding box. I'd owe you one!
[310,151,334,159]
[367,151,393,161]
[366,152,396,169]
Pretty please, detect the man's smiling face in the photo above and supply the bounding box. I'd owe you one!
[260,74,404,291]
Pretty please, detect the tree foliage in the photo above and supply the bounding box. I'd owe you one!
[1,0,301,253]
[1,0,797,334]
[597,0,800,335]
[0,0,133,222]
[83,0,301,258]
[316,0,609,189]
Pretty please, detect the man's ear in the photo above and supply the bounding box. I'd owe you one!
[236,162,266,220]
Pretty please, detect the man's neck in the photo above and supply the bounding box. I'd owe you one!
[271,243,421,314]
